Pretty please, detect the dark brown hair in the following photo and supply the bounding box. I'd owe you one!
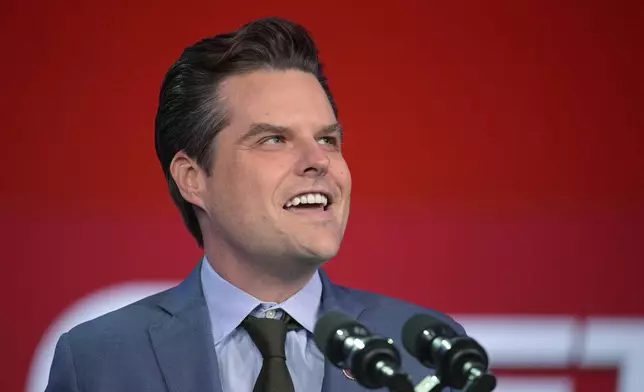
[154,17,338,247]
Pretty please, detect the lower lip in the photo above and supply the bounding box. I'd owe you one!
[283,205,334,219]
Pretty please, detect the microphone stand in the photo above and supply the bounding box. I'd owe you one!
[414,375,444,392]
[413,369,497,392]
[371,360,417,392]
[459,367,497,392]
[382,372,416,392]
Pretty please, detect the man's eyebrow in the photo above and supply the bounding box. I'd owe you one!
[319,123,344,141]
[239,122,344,142]
[238,123,290,143]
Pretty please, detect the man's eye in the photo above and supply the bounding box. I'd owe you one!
[261,136,285,145]
[318,136,339,146]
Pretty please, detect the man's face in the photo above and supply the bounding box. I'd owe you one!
[200,69,351,269]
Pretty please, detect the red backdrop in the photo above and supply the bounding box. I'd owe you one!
[1,1,643,391]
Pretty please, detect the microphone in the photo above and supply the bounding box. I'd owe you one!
[314,311,415,392]
[402,314,497,392]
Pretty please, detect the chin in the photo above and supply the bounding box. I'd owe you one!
[296,237,342,262]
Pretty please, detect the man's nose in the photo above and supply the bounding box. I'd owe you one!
[295,141,330,177]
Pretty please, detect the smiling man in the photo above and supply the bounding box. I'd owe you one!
[45,17,465,392]
[172,68,351,301]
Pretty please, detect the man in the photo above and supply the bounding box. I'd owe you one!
[45,17,465,392]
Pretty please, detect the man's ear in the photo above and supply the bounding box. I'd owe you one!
[170,151,207,210]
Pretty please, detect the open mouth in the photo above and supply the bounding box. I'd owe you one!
[283,192,332,212]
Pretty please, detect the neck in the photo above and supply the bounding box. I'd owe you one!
[203,243,318,303]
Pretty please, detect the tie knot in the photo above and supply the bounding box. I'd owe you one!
[242,312,300,359]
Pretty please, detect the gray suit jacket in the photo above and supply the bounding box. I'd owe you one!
[45,262,465,392]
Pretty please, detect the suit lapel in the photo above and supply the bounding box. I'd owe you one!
[318,269,369,392]
[146,263,367,392]
[148,262,222,392]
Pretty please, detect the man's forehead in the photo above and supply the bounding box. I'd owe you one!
[218,69,334,120]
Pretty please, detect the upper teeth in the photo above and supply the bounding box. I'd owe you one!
[285,193,329,208]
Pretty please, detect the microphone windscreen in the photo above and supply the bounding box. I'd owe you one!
[314,311,361,355]
[401,313,454,358]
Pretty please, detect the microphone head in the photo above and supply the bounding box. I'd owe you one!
[315,311,409,390]
[401,313,458,365]
[403,314,494,388]
[314,311,367,363]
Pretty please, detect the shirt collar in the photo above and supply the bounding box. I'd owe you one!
[200,256,322,344]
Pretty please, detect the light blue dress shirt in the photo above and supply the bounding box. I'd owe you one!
[200,257,326,392]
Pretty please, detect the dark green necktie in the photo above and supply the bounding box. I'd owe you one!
[242,312,301,392]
